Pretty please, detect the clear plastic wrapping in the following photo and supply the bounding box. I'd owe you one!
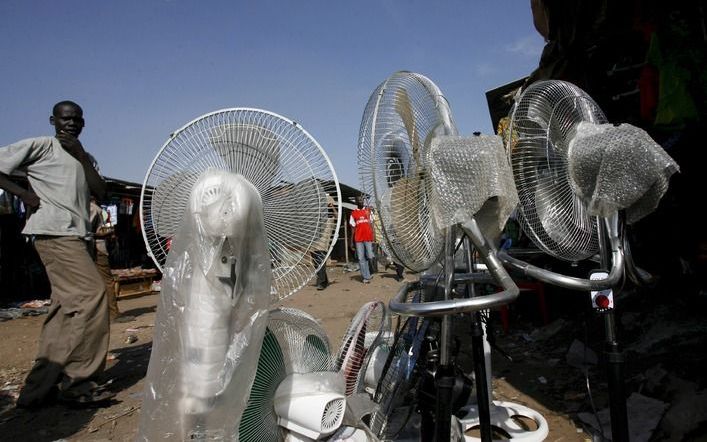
[137,170,272,441]
[428,134,519,238]
[568,122,679,224]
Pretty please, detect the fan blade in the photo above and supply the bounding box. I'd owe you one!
[394,89,421,164]
[388,175,435,270]
[151,171,199,237]
[208,123,281,195]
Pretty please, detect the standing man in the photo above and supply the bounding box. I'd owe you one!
[0,101,113,407]
[311,195,338,290]
[349,196,375,284]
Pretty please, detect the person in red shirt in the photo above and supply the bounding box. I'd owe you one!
[349,196,375,283]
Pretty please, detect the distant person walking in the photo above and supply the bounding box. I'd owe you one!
[311,195,338,290]
[0,101,113,408]
[393,262,405,282]
[350,196,375,283]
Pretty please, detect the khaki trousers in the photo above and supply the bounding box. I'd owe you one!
[17,236,109,407]
[96,249,120,319]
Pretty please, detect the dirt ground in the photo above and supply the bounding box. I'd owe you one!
[0,263,663,441]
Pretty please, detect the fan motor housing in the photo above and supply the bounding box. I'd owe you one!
[274,372,346,439]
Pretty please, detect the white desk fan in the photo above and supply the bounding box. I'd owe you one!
[498,80,678,441]
[358,71,544,442]
[328,301,394,441]
[335,301,392,397]
[240,307,344,442]
[136,108,344,441]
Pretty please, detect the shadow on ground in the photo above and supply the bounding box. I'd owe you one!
[0,342,151,442]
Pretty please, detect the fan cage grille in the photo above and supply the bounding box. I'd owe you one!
[335,301,390,396]
[370,308,428,439]
[509,81,605,261]
[140,108,342,300]
[358,71,457,272]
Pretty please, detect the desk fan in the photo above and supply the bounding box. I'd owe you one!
[137,108,343,441]
[329,301,394,441]
[358,71,543,442]
[335,301,392,397]
[499,80,678,441]
[240,307,344,442]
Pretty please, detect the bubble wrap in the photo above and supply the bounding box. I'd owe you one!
[428,135,519,239]
[568,123,679,224]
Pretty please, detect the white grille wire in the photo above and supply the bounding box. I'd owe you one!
[508,80,604,261]
[358,71,457,272]
[140,108,341,300]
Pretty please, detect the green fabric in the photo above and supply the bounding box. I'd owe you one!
[646,33,700,128]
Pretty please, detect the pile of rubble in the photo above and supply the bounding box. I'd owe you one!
[490,286,707,440]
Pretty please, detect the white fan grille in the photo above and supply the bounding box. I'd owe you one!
[509,80,604,261]
[140,108,341,300]
[321,399,345,431]
[358,71,457,272]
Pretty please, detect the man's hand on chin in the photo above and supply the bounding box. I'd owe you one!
[57,131,87,161]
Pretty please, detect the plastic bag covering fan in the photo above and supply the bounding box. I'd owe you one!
[568,122,679,224]
[428,134,519,240]
[137,171,271,441]
[508,80,607,262]
[140,108,342,300]
[238,307,336,442]
[358,71,457,272]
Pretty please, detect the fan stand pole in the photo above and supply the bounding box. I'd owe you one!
[456,222,548,442]
[597,221,629,442]
[434,228,456,442]
[464,237,494,442]
[470,311,493,442]
[603,310,628,441]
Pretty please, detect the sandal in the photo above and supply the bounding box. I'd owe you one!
[57,389,116,408]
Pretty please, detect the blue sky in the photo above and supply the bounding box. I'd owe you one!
[1,0,543,188]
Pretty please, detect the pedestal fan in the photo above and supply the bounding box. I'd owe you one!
[141,108,342,299]
[499,80,678,441]
[136,108,344,440]
[358,71,544,441]
[425,134,549,442]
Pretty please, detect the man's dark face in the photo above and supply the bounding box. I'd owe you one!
[50,103,84,137]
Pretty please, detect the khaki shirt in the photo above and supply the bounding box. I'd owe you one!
[0,136,91,237]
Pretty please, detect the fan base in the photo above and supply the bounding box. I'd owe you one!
[458,400,548,441]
